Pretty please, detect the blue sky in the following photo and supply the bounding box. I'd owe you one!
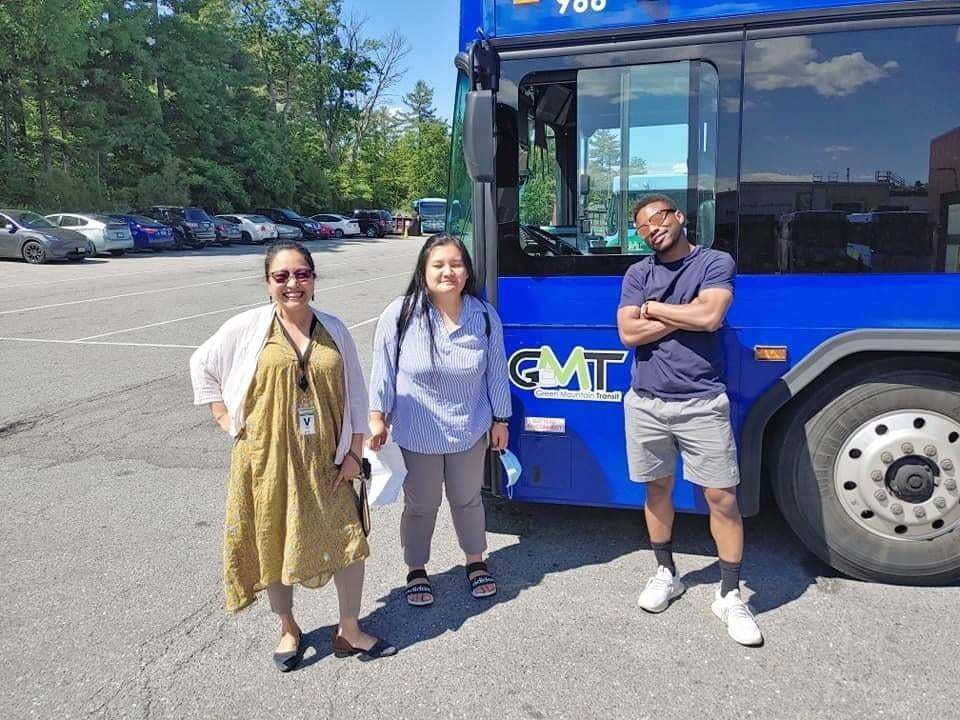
[342,0,461,121]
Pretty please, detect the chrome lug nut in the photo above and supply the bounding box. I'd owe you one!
[874,489,888,501]
[934,497,947,510]
[914,506,926,519]
[942,459,954,472]
[881,452,894,465]
[871,470,883,482]
[945,479,957,492]
[924,445,937,457]
[891,503,904,515]
[901,442,914,455]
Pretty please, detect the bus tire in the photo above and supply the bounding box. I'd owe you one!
[772,356,960,586]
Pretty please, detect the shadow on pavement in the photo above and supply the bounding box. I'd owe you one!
[296,496,828,664]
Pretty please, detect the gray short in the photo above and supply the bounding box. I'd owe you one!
[624,388,741,489]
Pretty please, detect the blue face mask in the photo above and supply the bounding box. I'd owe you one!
[498,449,522,499]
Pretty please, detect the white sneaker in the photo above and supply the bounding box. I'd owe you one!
[711,589,763,646]
[637,566,685,613]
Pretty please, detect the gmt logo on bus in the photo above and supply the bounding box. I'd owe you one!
[508,346,629,402]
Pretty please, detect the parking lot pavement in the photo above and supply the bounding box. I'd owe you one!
[0,239,956,720]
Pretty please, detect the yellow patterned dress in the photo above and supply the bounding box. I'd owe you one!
[222,316,369,612]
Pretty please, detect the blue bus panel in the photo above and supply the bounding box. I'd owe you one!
[489,0,915,39]
[499,273,960,513]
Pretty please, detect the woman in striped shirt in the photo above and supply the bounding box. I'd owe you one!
[369,234,512,606]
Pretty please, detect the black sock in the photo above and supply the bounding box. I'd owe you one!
[719,559,741,596]
[651,541,675,575]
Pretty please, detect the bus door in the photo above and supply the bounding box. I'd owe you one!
[473,38,743,510]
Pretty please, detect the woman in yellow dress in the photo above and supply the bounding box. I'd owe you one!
[190,241,396,671]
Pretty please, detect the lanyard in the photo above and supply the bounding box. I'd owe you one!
[278,316,319,392]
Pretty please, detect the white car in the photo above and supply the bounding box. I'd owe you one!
[311,213,361,238]
[45,213,135,256]
[216,214,279,244]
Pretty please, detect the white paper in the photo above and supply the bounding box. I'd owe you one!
[364,441,407,507]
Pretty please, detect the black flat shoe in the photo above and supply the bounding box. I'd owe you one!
[332,633,398,659]
[272,630,305,672]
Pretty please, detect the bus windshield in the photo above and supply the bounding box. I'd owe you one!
[512,60,719,256]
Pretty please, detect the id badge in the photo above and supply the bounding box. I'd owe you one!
[297,406,317,435]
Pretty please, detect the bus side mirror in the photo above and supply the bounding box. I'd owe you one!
[580,174,591,195]
[463,89,495,183]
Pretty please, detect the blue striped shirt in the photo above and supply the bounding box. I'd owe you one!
[370,294,512,454]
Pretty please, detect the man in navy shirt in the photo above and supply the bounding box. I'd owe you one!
[616,194,762,646]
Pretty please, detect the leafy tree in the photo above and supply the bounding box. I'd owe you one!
[0,0,449,221]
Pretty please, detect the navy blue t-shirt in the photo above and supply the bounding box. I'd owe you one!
[618,247,735,400]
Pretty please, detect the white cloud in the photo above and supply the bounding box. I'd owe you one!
[746,37,897,97]
[824,145,853,152]
[722,97,758,113]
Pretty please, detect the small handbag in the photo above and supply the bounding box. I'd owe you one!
[353,457,372,536]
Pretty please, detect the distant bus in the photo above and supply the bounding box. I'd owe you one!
[449,0,960,585]
[412,197,447,234]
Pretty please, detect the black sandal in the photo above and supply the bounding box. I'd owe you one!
[405,569,434,607]
[466,561,497,599]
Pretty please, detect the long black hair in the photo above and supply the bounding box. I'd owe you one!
[396,233,480,364]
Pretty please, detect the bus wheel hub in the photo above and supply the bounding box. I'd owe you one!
[834,410,960,541]
[887,457,937,504]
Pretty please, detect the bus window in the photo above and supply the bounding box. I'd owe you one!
[516,61,719,258]
[738,24,960,274]
[447,70,474,253]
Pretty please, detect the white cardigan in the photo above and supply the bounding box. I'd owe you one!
[189,304,369,464]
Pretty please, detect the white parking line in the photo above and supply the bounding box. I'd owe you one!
[0,250,414,290]
[0,314,383,351]
[71,302,266,341]
[69,273,406,341]
[0,336,199,350]
[347,317,379,330]
[0,274,261,316]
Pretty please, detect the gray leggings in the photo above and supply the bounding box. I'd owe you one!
[399,436,488,567]
[265,559,364,618]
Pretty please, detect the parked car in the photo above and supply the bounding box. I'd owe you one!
[310,213,361,238]
[108,214,176,252]
[275,223,303,241]
[212,216,241,246]
[145,205,216,248]
[0,209,91,264]
[254,207,330,240]
[215,214,278,244]
[351,209,391,238]
[45,213,134,257]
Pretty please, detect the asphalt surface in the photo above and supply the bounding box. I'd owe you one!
[0,238,956,720]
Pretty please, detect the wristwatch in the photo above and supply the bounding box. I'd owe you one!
[493,417,510,425]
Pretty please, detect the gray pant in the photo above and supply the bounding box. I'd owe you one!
[265,559,365,618]
[399,437,488,567]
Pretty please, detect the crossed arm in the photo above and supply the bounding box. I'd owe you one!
[617,287,733,348]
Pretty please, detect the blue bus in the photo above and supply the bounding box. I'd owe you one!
[448,0,960,585]
[412,197,448,234]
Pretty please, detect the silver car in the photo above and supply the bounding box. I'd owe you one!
[45,213,135,257]
[215,214,279,244]
[275,223,303,241]
[0,209,91,264]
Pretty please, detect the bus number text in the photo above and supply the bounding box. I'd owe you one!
[557,0,607,15]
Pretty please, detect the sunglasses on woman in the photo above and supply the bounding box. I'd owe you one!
[269,269,314,284]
